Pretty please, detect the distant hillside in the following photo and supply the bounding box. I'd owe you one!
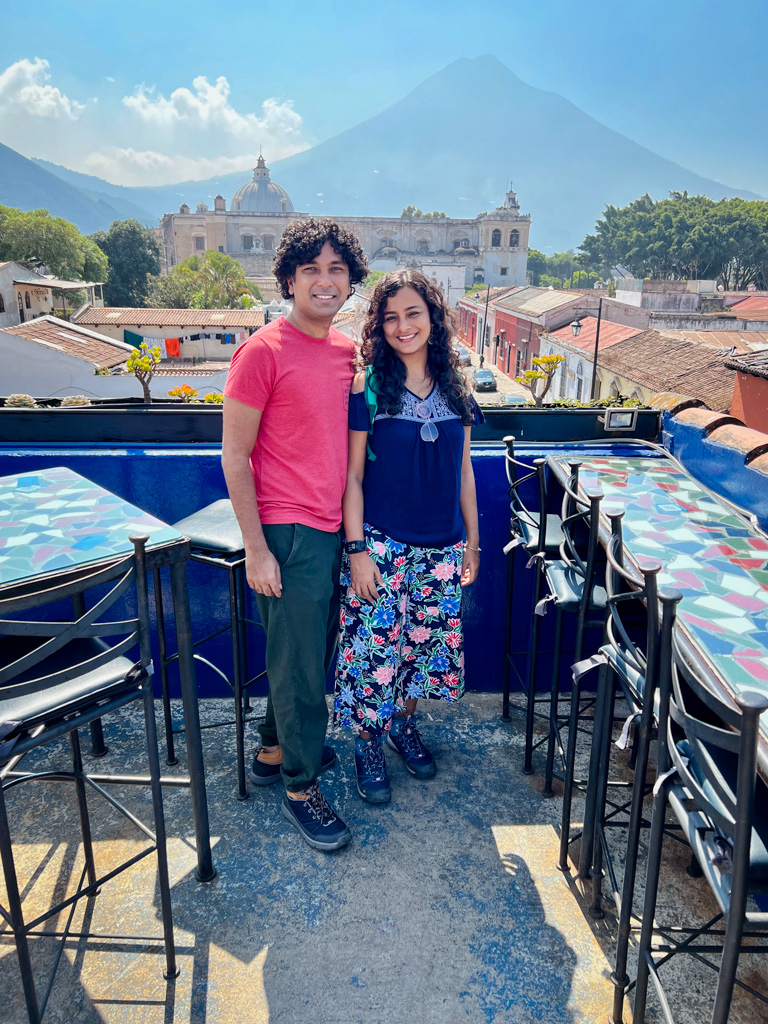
[23,56,764,249]
[0,143,155,233]
[31,158,167,225]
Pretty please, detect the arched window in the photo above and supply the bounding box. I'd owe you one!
[24,291,31,309]
[417,239,429,254]
[262,234,274,251]
[575,361,584,402]
[510,229,519,247]
[609,380,620,399]
[0,293,5,313]
[630,390,642,403]
[242,235,254,251]
[491,229,501,247]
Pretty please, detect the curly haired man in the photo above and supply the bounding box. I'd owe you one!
[222,219,368,851]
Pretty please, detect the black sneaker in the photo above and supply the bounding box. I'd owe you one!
[281,783,352,851]
[387,715,437,779]
[248,745,336,787]
[354,736,391,804]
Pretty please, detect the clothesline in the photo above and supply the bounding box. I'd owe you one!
[123,329,250,356]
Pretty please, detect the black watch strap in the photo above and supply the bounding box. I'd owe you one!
[344,539,368,554]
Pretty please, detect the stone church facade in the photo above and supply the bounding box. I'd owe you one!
[161,156,531,289]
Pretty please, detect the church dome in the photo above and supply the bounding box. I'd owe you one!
[231,155,294,213]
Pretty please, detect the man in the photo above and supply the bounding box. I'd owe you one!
[222,219,368,851]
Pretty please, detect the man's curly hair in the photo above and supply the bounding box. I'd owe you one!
[273,219,369,300]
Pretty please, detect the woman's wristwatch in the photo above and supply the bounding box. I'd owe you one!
[344,539,368,554]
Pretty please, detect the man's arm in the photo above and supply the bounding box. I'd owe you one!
[221,396,282,597]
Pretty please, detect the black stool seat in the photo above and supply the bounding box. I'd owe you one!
[519,513,565,555]
[174,499,244,555]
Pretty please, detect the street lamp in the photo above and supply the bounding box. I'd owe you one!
[570,296,603,400]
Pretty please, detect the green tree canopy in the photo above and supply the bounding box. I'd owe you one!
[527,248,601,289]
[579,192,768,289]
[0,205,107,281]
[91,219,161,306]
[145,251,261,309]
[400,206,447,219]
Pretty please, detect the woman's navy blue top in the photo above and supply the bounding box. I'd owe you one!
[349,385,483,548]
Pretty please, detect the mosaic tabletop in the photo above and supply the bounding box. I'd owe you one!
[0,466,183,587]
[550,454,768,716]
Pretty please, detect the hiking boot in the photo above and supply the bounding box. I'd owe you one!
[249,744,336,787]
[281,783,351,851]
[354,736,391,804]
[386,715,436,779]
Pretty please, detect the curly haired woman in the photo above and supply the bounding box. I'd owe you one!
[335,269,482,804]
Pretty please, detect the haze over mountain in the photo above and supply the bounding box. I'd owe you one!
[6,56,763,249]
[0,143,155,233]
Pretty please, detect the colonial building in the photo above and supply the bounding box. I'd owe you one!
[161,156,531,290]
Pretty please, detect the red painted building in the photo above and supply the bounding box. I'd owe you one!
[726,351,768,433]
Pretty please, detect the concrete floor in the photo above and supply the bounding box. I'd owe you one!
[1,694,767,1024]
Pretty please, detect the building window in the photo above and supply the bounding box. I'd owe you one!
[593,373,602,400]
[218,245,224,253]
[500,267,508,276]
[510,229,519,247]
[0,293,5,313]
[515,349,525,377]
[491,229,501,247]
[559,365,567,397]
[24,291,31,309]
[417,240,429,254]
[381,237,394,248]
[194,236,205,251]
[485,324,491,345]
[242,235,253,251]
[575,361,584,402]
[609,380,620,399]
[262,235,274,251]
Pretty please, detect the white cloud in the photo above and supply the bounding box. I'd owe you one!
[122,75,304,144]
[81,146,306,187]
[0,58,84,119]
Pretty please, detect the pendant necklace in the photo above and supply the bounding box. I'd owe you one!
[415,393,439,442]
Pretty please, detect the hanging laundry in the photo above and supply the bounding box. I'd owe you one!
[165,338,181,358]
[124,329,143,348]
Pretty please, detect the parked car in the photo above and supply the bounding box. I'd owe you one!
[473,368,497,392]
[455,344,472,367]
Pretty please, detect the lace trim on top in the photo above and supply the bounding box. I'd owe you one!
[374,386,459,424]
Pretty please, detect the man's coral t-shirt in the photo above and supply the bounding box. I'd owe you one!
[224,316,356,533]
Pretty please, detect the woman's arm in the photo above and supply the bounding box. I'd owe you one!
[459,425,480,587]
[343,375,384,603]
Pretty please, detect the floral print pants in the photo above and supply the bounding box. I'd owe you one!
[334,525,465,736]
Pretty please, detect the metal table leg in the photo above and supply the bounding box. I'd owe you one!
[169,559,217,883]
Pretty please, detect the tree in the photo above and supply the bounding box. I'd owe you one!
[145,251,261,309]
[91,219,161,306]
[0,206,98,279]
[579,192,768,289]
[126,341,162,403]
[400,206,446,219]
[516,354,565,408]
[363,270,386,290]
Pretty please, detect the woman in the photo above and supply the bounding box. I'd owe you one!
[335,269,481,805]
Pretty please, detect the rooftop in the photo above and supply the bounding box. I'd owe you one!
[72,306,265,329]
[725,348,768,379]
[546,316,642,351]
[0,315,131,369]
[494,286,581,317]
[598,329,736,410]
[660,329,768,353]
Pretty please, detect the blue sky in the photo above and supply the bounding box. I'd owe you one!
[1,0,766,194]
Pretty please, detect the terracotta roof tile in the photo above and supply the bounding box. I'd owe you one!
[72,306,264,328]
[0,316,131,370]
[728,295,768,312]
[546,317,641,351]
[598,330,736,411]
[724,349,768,379]
[660,330,768,353]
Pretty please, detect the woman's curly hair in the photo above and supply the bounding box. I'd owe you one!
[361,269,474,424]
[273,219,369,299]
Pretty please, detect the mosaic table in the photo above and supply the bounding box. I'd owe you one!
[0,466,215,882]
[548,454,768,754]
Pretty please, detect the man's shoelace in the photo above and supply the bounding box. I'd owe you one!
[304,784,337,825]
[360,741,386,780]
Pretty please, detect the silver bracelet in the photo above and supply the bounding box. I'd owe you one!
[464,543,481,552]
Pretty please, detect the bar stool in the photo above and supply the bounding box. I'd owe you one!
[501,440,564,764]
[154,498,265,800]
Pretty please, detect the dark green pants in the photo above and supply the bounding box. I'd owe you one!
[254,524,341,792]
